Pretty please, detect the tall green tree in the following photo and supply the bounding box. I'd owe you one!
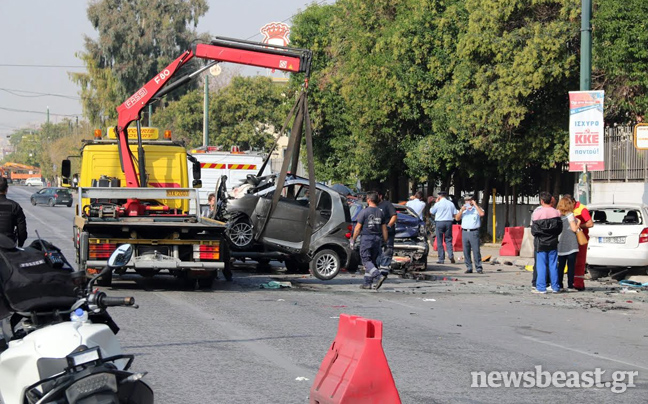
[71,0,209,125]
[592,0,648,124]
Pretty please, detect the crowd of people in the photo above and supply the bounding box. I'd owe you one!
[352,187,594,293]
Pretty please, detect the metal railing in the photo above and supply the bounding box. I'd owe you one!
[592,126,648,182]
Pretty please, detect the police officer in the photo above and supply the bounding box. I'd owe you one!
[376,189,397,276]
[351,192,388,290]
[0,177,27,247]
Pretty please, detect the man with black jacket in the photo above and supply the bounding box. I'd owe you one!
[531,192,562,294]
[0,178,27,247]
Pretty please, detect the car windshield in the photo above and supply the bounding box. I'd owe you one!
[590,208,643,225]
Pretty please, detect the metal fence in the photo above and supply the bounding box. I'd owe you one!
[592,126,648,182]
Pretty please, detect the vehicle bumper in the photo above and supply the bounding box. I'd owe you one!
[86,260,224,270]
[587,245,648,267]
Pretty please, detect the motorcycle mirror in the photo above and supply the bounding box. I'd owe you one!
[108,244,133,269]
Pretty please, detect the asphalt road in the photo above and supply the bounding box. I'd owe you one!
[7,184,648,403]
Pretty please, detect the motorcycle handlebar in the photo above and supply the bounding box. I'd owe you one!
[98,295,136,308]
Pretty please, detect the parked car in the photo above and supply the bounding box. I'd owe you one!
[30,187,73,207]
[223,174,354,280]
[24,177,43,187]
[349,202,429,275]
[586,203,648,280]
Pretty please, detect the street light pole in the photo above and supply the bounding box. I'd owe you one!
[580,0,592,91]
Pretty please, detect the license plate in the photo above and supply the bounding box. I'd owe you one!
[598,236,626,244]
[166,190,189,197]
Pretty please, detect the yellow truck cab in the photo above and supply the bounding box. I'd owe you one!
[78,128,191,213]
[63,127,231,289]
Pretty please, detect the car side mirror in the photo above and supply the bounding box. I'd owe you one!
[193,179,202,188]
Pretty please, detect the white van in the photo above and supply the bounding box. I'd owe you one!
[24,177,44,187]
[188,147,272,207]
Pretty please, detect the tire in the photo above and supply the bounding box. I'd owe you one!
[96,270,113,287]
[48,198,55,207]
[587,266,608,281]
[226,216,254,250]
[310,249,341,281]
[30,198,37,206]
[285,258,301,274]
[66,202,72,207]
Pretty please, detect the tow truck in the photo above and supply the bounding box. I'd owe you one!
[62,36,315,288]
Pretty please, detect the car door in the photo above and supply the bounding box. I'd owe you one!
[252,182,311,253]
[35,189,48,204]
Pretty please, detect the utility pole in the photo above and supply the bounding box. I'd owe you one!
[579,0,592,204]
[46,106,50,125]
[580,0,592,91]
[203,75,209,148]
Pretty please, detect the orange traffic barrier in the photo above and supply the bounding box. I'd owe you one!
[499,226,525,256]
[310,314,401,404]
[433,224,463,252]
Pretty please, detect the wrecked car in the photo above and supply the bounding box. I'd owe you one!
[220,174,354,280]
[349,202,429,275]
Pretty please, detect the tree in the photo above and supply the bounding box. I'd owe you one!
[592,0,648,124]
[71,0,209,125]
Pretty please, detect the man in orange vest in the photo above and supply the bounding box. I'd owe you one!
[566,194,593,291]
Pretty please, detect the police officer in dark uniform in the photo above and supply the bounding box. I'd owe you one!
[351,192,388,290]
[0,178,27,247]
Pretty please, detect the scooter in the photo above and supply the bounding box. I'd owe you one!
[0,243,153,404]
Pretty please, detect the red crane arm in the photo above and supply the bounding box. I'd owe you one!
[115,37,312,188]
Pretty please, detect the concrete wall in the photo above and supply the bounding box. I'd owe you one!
[591,182,648,205]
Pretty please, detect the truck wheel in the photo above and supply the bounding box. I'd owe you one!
[226,216,254,250]
[96,270,113,287]
[31,198,37,206]
[48,198,55,207]
[222,264,233,282]
[311,249,341,281]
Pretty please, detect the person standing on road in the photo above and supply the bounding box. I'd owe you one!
[455,194,484,274]
[376,189,397,276]
[406,191,426,220]
[566,194,593,291]
[556,196,580,291]
[531,192,563,294]
[0,177,27,247]
[430,191,457,264]
[351,192,389,290]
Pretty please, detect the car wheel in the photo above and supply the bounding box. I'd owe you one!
[66,202,72,207]
[311,249,341,281]
[226,216,254,250]
[30,198,37,206]
[48,198,55,207]
[588,266,609,280]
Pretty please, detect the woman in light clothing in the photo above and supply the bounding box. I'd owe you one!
[557,197,581,291]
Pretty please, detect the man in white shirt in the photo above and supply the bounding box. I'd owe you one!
[406,191,426,220]
[455,194,485,273]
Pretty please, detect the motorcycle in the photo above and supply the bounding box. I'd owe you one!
[0,240,153,404]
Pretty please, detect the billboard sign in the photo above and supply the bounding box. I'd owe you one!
[569,91,605,171]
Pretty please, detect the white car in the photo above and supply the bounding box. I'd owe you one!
[24,177,44,187]
[586,203,648,279]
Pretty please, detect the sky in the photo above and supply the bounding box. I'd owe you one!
[0,0,331,141]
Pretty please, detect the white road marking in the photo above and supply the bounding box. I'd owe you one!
[522,335,648,371]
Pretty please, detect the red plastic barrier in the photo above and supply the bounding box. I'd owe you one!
[499,226,525,256]
[310,314,401,404]
[433,224,463,252]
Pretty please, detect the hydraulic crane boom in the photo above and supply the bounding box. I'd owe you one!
[115,36,312,187]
